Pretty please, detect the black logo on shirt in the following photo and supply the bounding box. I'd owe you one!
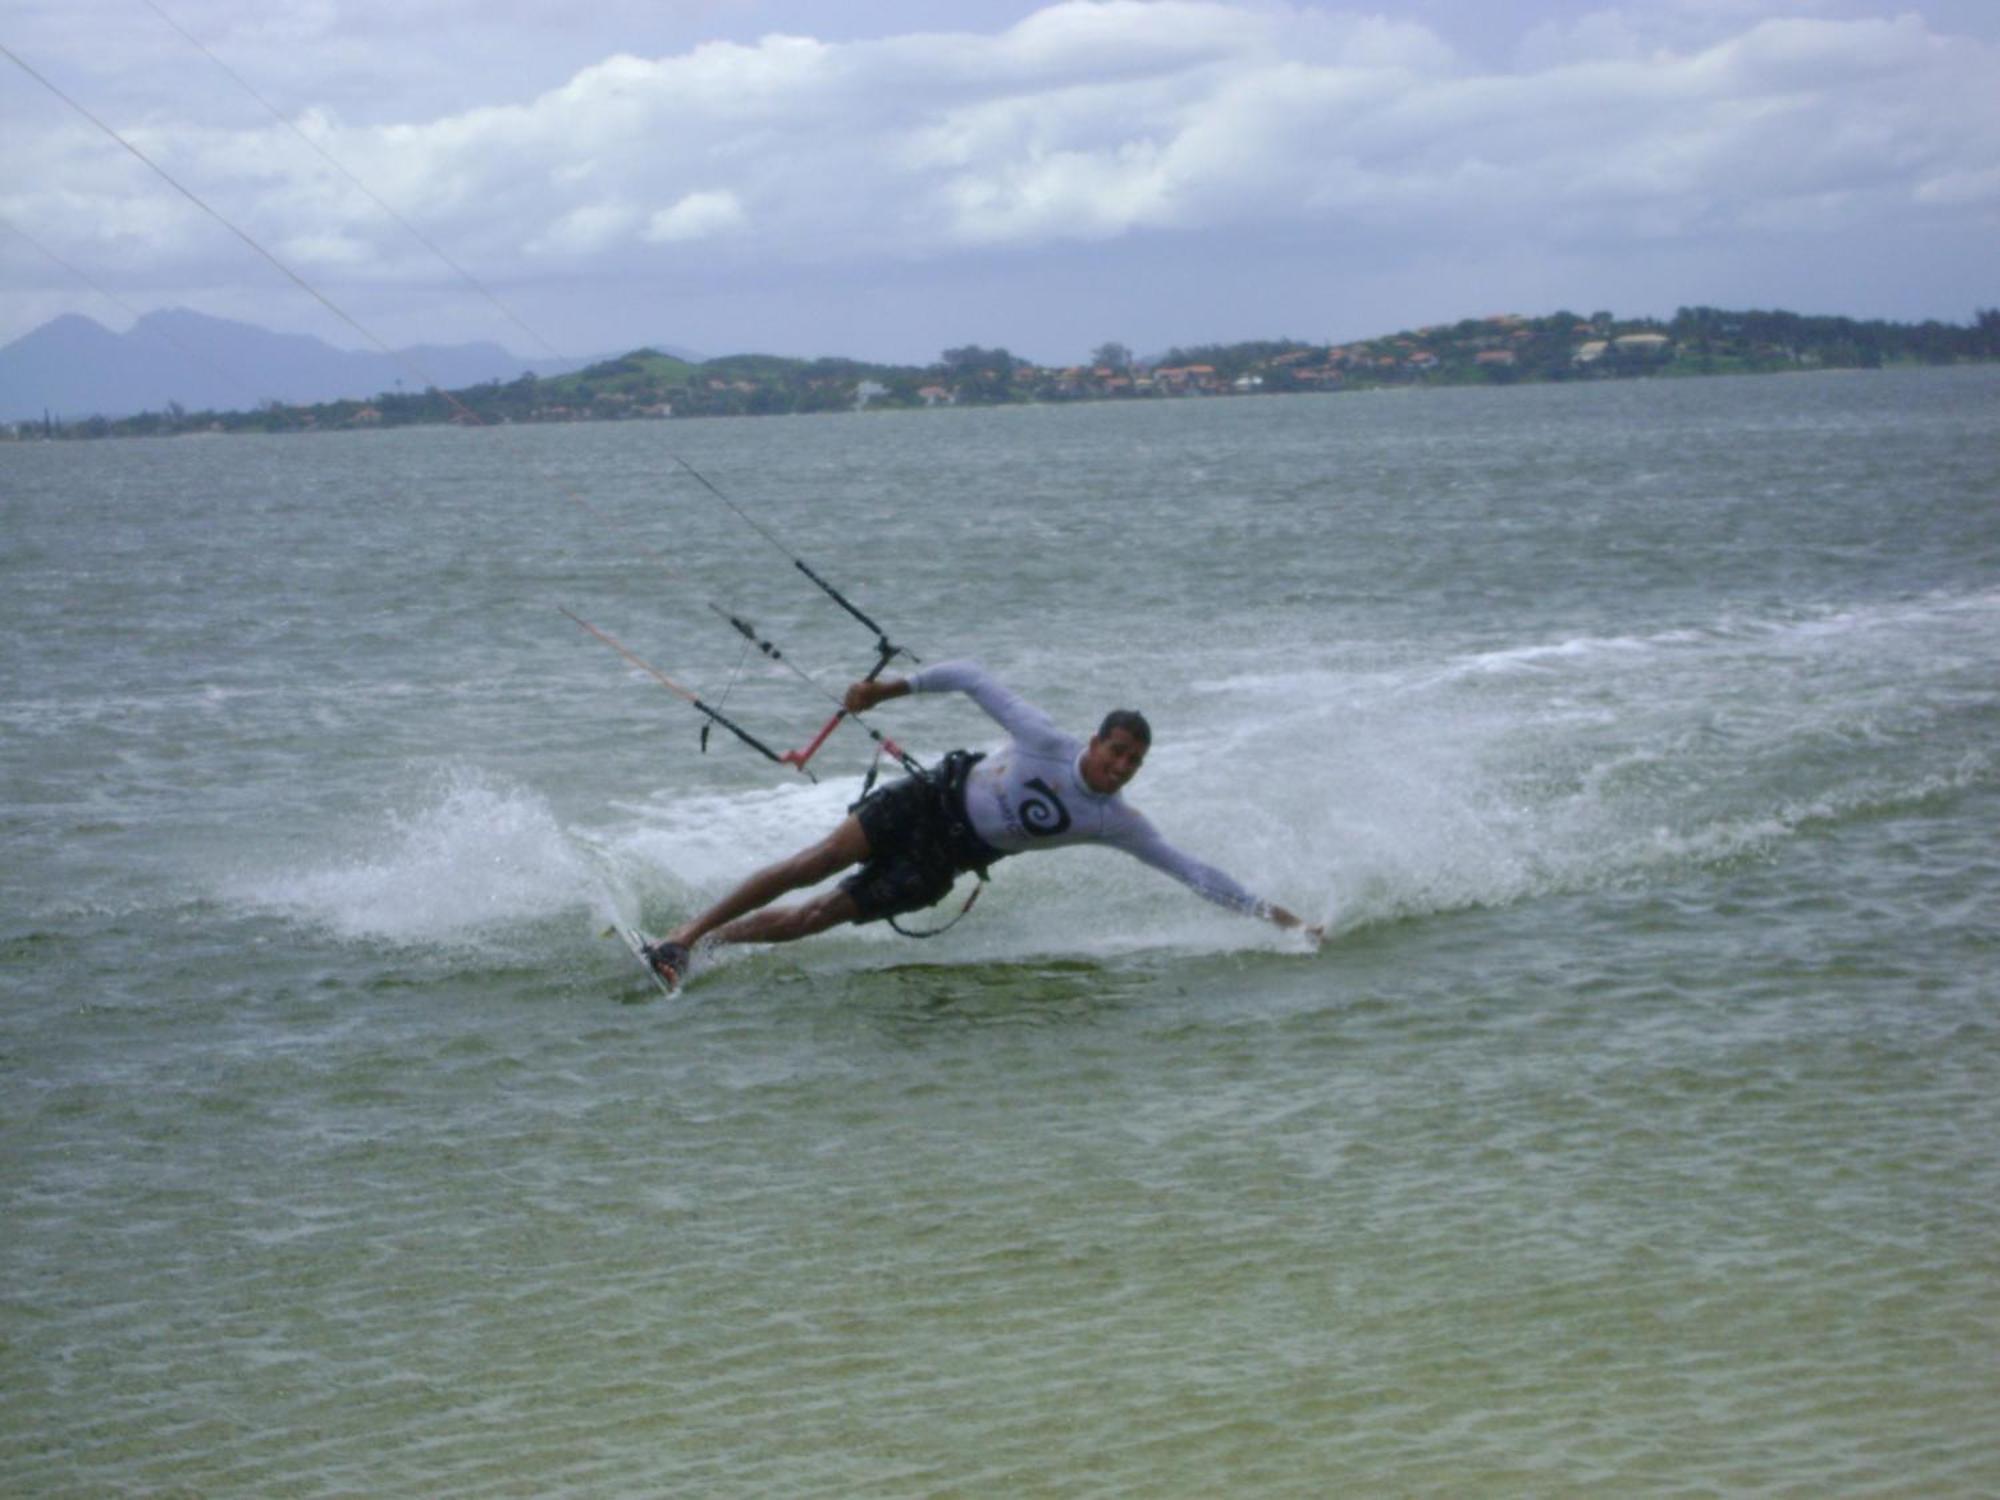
[1020,778,1072,836]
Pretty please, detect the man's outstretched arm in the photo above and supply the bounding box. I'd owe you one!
[1113,813,1324,943]
[848,662,1069,753]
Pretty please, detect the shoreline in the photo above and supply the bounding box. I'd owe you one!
[8,355,1996,445]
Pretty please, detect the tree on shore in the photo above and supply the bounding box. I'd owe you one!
[940,345,1020,403]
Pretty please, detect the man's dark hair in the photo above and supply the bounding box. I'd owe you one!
[1097,708,1152,745]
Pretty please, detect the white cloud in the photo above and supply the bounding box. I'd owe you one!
[279,230,375,268]
[644,190,749,243]
[528,201,641,257]
[1914,166,2000,208]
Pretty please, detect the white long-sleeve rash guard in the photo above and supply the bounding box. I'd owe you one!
[907,661,1269,918]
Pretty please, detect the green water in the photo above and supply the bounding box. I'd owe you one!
[4,368,1998,1495]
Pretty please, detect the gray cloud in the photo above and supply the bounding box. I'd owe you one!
[4,2,1995,359]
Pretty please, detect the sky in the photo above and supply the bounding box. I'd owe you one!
[4,0,1997,366]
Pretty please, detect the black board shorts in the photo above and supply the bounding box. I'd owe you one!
[840,773,964,924]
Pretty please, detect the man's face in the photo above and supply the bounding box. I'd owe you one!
[1080,727,1148,795]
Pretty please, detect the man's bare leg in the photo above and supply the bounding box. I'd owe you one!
[665,814,872,951]
[706,885,863,946]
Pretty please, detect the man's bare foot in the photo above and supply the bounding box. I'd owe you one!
[641,939,691,986]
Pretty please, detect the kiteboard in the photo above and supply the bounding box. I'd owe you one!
[612,925,684,998]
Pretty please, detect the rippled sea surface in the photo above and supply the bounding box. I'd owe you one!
[5,368,1998,1496]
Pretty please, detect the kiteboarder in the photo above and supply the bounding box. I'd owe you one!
[642,661,1320,985]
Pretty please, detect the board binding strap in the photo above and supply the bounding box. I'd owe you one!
[615,927,689,998]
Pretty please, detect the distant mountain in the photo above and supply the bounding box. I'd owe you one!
[0,308,704,422]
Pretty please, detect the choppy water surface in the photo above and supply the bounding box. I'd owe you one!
[5,368,1998,1495]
